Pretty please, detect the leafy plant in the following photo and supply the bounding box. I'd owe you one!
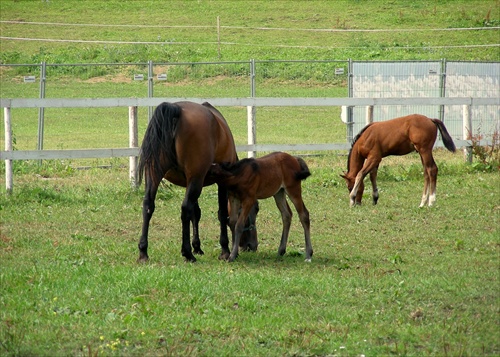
[467,126,500,172]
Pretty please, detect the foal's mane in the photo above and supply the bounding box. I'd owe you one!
[347,123,373,172]
[221,158,259,176]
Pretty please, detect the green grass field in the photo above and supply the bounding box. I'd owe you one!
[1,1,499,356]
[1,152,499,356]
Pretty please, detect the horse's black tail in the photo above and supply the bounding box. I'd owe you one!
[431,119,457,153]
[295,157,311,181]
[138,102,182,186]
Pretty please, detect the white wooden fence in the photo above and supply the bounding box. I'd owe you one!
[2,96,499,193]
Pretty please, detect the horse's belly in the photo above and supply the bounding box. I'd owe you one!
[256,182,283,200]
[164,170,187,187]
[385,142,415,156]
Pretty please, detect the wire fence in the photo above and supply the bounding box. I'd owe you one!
[0,59,498,155]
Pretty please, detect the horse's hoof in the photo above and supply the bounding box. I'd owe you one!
[219,251,230,261]
[184,256,197,263]
[193,248,205,255]
[305,258,312,263]
[137,253,149,263]
[227,255,237,263]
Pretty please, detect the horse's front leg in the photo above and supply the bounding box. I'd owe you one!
[191,201,204,255]
[350,171,366,207]
[138,177,158,262]
[369,166,379,205]
[350,158,381,207]
[181,181,203,262]
[228,198,250,262]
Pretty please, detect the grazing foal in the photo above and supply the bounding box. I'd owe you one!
[341,114,456,207]
[209,152,313,262]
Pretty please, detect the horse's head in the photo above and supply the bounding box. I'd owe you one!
[341,173,364,205]
[208,163,233,182]
[340,173,354,192]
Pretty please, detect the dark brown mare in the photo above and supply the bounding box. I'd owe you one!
[341,114,456,207]
[137,101,257,262]
[209,152,313,262]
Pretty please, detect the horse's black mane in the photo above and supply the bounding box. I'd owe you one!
[347,123,373,172]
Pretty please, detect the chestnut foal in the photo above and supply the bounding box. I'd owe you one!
[209,152,313,262]
[341,114,456,207]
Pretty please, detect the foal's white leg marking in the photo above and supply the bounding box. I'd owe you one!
[419,187,430,207]
[350,172,364,207]
[428,192,436,207]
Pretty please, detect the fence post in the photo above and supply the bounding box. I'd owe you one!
[148,60,154,122]
[129,106,139,188]
[247,106,256,158]
[346,58,354,142]
[439,58,446,122]
[365,105,374,125]
[37,61,46,165]
[4,107,13,194]
[247,59,256,158]
[463,104,472,163]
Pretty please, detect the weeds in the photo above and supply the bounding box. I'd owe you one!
[467,127,500,172]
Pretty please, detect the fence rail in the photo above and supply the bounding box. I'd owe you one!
[1,96,497,108]
[2,96,499,193]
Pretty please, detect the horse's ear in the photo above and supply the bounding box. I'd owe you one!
[340,174,348,181]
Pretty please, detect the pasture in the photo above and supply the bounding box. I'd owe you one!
[1,151,499,356]
[1,0,499,355]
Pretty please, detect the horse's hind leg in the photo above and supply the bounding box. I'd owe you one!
[228,198,254,262]
[138,176,159,262]
[286,187,313,262]
[181,180,203,262]
[419,152,438,207]
[369,166,379,205]
[274,189,293,257]
[350,157,381,207]
[191,201,204,255]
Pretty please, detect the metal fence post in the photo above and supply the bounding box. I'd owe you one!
[439,58,446,122]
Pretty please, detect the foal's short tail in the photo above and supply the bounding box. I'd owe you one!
[295,157,311,181]
[432,119,457,153]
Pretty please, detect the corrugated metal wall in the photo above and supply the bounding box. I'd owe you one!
[350,61,499,142]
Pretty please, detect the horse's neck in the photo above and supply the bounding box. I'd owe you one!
[347,146,365,178]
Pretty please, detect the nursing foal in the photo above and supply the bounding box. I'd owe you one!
[209,152,313,262]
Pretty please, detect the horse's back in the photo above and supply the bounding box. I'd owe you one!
[360,114,437,156]
[257,152,308,197]
[162,101,237,186]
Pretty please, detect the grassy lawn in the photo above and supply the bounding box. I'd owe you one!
[1,1,499,356]
[1,152,499,356]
